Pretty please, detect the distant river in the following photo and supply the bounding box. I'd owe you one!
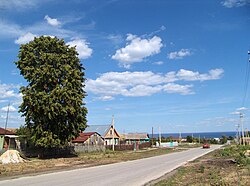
[150,131,236,139]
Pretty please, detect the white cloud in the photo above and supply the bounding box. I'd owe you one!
[0,83,20,99]
[86,68,224,100]
[44,15,61,27]
[221,0,249,8]
[125,85,163,97]
[168,49,192,60]
[0,20,23,38]
[230,111,241,115]
[107,34,123,45]
[0,105,17,112]
[4,21,74,40]
[230,107,249,115]
[153,61,164,65]
[97,96,114,101]
[112,34,163,68]
[14,32,36,44]
[0,18,77,43]
[236,107,248,111]
[163,83,194,95]
[67,39,93,59]
[0,0,42,10]
[176,68,224,81]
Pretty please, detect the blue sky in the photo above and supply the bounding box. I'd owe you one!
[0,0,250,134]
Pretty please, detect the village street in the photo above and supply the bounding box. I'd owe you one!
[0,145,222,186]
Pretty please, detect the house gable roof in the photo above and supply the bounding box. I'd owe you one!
[0,127,16,135]
[123,133,149,140]
[84,125,120,138]
[72,132,98,143]
[84,125,111,137]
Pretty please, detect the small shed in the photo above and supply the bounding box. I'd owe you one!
[0,127,19,151]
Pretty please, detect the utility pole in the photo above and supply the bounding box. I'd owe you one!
[179,132,182,144]
[240,113,245,146]
[4,102,10,132]
[151,127,154,146]
[237,123,241,145]
[3,102,10,149]
[112,115,115,151]
[159,127,161,146]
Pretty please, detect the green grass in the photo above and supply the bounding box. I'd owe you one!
[154,145,250,186]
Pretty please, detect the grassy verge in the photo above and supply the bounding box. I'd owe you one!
[154,145,250,186]
[0,147,181,178]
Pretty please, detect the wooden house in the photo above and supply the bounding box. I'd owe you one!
[72,132,104,145]
[120,133,150,144]
[84,125,120,146]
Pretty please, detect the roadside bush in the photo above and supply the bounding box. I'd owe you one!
[220,145,250,166]
[220,146,235,157]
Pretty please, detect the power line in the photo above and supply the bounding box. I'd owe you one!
[241,50,250,107]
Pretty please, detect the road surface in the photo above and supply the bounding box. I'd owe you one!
[0,145,221,186]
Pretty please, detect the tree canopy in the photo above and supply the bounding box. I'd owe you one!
[15,36,87,148]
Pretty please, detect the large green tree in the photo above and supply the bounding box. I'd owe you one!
[15,36,87,149]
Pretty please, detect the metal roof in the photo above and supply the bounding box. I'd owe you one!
[84,125,111,137]
[123,133,149,140]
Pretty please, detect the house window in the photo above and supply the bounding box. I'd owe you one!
[110,130,112,135]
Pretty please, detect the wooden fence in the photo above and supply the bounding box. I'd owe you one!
[106,142,151,151]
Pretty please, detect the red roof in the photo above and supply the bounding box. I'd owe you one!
[72,132,96,143]
[0,127,15,135]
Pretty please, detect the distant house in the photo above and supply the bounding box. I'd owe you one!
[120,133,150,144]
[0,127,19,151]
[72,132,104,145]
[245,137,250,145]
[84,125,120,145]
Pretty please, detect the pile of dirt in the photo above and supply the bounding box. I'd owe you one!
[0,150,25,164]
[203,158,236,168]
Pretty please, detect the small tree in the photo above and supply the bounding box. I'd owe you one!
[186,135,193,143]
[15,36,87,156]
[220,135,228,144]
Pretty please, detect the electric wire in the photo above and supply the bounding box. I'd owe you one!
[241,50,250,107]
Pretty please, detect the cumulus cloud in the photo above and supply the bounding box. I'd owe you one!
[67,39,93,59]
[221,0,249,8]
[0,105,17,112]
[0,83,20,99]
[44,15,61,27]
[14,32,36,44]
[162,83,194,95]
[176,69,224,81]
[167,49,192,60]
[86,68,224,100]
[112,34,163,68]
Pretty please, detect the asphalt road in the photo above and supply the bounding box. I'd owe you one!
[0,145,222,186]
